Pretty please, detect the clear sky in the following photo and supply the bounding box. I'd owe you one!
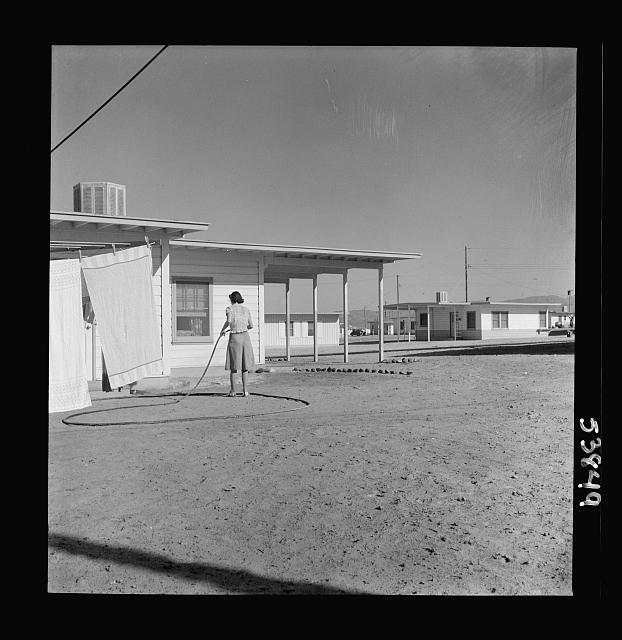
[51,45,576,313]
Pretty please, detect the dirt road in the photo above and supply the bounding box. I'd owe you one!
[48,340,574,594]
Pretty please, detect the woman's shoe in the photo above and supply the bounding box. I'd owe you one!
[227,391,236,397]
[243,391,250,397]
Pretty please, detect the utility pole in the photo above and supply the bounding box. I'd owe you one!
[396,275,400,341]
[465,246,468,302]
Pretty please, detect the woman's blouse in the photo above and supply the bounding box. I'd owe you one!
[226,304,253,333]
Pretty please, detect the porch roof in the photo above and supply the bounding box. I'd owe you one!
[170,238,421,282]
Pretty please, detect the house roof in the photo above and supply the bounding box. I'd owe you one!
[50,212,421,277]
[50,211,211,238]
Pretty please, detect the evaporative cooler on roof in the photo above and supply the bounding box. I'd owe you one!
[73,182,126,216]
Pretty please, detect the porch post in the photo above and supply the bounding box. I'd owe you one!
[343,270,349,363]
[257,256,265,365]
[313,275,318,363]
[160,238,171,375]
[378,264,384,362]
[285,279,291,361]
[427,305,431,342]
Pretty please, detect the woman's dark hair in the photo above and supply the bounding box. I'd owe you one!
[229,291,244,304]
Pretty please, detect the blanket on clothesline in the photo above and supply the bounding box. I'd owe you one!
[49,259,92,413]
[81,245,163,388]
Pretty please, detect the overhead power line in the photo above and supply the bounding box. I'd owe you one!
[51,45,170,153]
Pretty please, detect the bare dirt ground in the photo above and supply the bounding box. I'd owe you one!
[48,339,574,595]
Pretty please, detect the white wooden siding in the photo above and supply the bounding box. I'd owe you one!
[481,307,542,331]
[479,306,555,339]
[168,247,262,371]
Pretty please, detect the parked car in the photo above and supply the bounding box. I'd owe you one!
[350,328,366,336]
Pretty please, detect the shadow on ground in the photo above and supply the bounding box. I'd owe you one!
[268,340,574,361]
[48,533,368,595]
[412,340,574,358]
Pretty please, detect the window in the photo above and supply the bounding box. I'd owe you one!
[400,320,405,332]
[420,312,428,328]
[539,312,547,328]
[467,311,476,329]
[172,279,212,342]
[289,320,294,336]
[308,321,314,337]
[491,311,508,329]
[410,320,416,331]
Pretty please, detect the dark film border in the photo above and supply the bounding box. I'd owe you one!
[572,42,603,598]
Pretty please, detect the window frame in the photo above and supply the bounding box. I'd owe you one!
[491,311,509,329]
[420,312,428,328]
[466,311,476,329]
[171,276,214,343]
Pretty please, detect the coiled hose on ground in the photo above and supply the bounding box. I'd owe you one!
[61,331,309,427]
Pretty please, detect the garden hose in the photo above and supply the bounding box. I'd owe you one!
[61,330,309,428]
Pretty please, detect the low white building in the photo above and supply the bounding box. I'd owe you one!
[382,296,566,341]
[264,313,340,347]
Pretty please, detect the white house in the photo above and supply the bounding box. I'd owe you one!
[264,313,340,347]
[50,211,421,381]
[382,295,566,341]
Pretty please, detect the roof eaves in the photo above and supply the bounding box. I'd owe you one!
[170,238,421,260]
[50,211,211,234]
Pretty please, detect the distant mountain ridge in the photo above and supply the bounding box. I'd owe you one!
[501,294,574,305]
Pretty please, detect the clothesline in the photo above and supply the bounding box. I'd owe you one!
[50,236,155,256]
[50,241,156,250]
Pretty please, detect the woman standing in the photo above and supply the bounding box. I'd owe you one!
[220,291,256,396]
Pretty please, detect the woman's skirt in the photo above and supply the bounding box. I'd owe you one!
[225,331,256,371]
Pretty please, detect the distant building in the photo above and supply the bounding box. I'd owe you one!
[73,182,126,216]
[374,292,568,340]
[264,313,340,347]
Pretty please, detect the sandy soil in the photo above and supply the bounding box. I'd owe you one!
[48,340,574,595]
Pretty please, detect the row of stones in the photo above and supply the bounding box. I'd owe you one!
[267,356,420,364]
[293,367,414,375]
[256,357,420,374]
